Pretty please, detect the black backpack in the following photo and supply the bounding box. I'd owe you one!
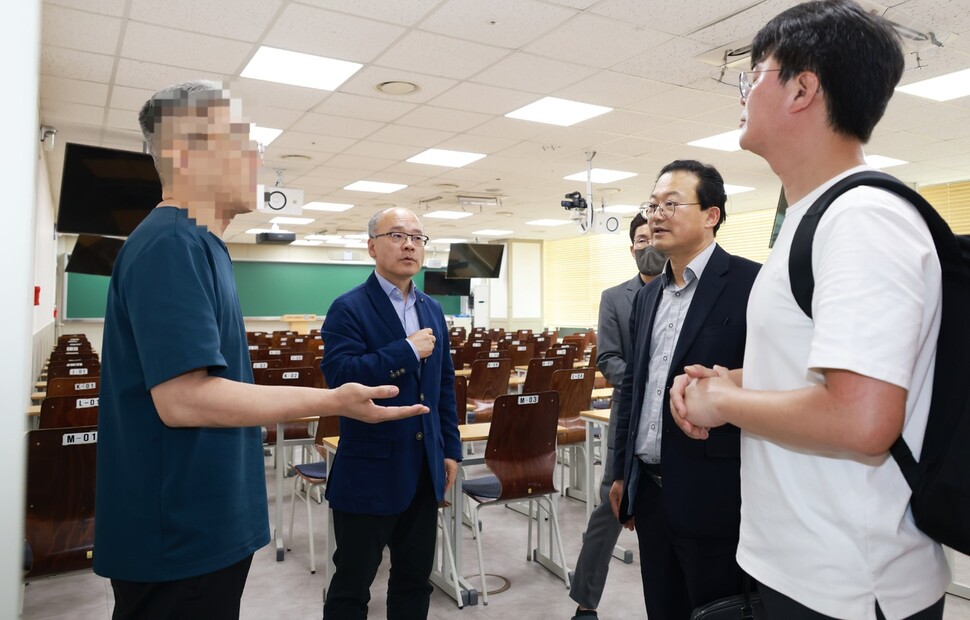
[789,170,970,554]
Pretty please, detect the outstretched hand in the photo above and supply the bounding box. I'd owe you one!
[335,383,429,423]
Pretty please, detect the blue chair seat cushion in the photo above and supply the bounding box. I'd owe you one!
[463,475,501,500]
[294,460,328,481]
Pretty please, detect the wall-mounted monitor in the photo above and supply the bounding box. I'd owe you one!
[423,270,470,296]
[445,243,504,279]
[56,143,161,237]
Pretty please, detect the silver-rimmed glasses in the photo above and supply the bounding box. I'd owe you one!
[638,200,702,220]
[371,232,431,247]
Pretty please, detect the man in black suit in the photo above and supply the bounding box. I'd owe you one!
[609,159,760,619]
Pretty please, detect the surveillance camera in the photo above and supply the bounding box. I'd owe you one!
[561,191,587,210]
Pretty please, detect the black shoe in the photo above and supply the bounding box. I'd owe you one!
[572,606,598,620]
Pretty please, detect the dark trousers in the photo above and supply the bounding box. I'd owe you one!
[110,553,253,620]
[323,459,437,620]
[632,461,744,619]
[759,582,945,620]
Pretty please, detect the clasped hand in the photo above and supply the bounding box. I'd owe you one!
[670,364,734,440]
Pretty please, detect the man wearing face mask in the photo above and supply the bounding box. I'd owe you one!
[568,213,665,620]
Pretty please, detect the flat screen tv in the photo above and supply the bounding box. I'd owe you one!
[423,270,470,296]
[56,143,161,237]
[446,243,504,279]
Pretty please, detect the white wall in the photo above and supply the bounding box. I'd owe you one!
[3,1,40,615]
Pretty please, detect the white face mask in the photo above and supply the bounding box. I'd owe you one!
[635,246,667,276]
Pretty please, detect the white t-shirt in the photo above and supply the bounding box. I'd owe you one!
[737,166,950,619]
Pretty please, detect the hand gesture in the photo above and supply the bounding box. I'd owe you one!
[408,328,436,359]
[335,383,429,423]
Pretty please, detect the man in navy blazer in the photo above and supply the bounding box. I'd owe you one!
[609,160,760,619]
[321,207,461,619]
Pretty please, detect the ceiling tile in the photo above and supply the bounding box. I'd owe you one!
[578,109,672,136]
[297,0,441,26]
[230,78,330,113]
[343,140,424,160]
[114,58,225,91]
[338,66,458,104]
[43,4,122,56]
[465,116,549,141]
[248,106,304,131]
[269,131,356,154]
[472,53,597,94]
[108,85,156,111]
[596,135,678,158]
[121,21,253,74]
[554,71,673,108]
[323,153,398,172]
[41,46,115,82]
[374,30,509,80]
[290,113,383,139]
[104,107,142,133]
[395,106,491,133]
[129,0,283,41]
[591,0,764,37]
[366,124,455,148]
[612,36,717,86]
[429,82,535,115]
[435,134,520,154]
[419,0,576,49]
[42,100,105,126]
[45,0,127,16]
[525,13,668,69]
[263,4,406,63]
[629,86,738,120]
[40,75,109,107]
[312,92,416,123]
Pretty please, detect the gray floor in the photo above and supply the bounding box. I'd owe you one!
[21,450,970,620]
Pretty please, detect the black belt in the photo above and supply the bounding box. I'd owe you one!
[639,460,662,487]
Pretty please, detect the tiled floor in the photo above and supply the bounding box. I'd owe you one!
[21,452,970,619]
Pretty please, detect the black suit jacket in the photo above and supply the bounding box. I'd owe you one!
[612,244,760,539]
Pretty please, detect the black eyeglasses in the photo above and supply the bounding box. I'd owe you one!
[738,68,783,101]
[372,232,430,247]
[638,200,702,220]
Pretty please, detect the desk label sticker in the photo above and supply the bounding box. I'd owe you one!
[69,368,89,376]
[66,346,78,352]
[270,350,282,356]
[487,361,501,369]
[518,395,539,405]
[75,398,98,409]
[63,431,97,446]
[542,360,555,367]
[74,382,96,391]
[282,371,299,380]
[291,354,304,361]
[253,362,269,369]
[571,372,585,380]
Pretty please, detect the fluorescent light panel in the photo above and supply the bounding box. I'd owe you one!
[865,154,908,169]
[896,68,970,101]
[424,210,472,220]
[406,148,486,168]
[564,168,637,183]
[724,184,755,195]
[688,129,742,152]
[250,125,282,146]
[506,96,612,127]
[344,180,407,193]
[526,219,572,227]
[303,201,355,212]
[472,229,514,236]
[270,216,315,225]
[241,46,362,91]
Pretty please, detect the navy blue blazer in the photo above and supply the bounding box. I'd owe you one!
[612,245,759,539]
[321,272,462,515]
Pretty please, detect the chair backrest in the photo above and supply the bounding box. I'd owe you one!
[488,328,505,342]
[313,357,327,389]
[39,395,99,429]
[551,367,596,422]
[545,346,576,369]
[464,338,492,358]
[252,366,315,388]
[48,351,99,364]
[45,377,100,398]
[449,326,467,341]
[484,391,560,501]
[505,342,535,368]
[281,351,313,368]
[523,357,565,393]
[586,345,598,369]
[475,349,509,361]
[532,335,551,356]
[467,358,512,402]
[454,375,468,424]
[46,363,100,380]
[251,359,283,371]
[313,414,341,445]
[24,426,97,577]
[515,329,533,341]
[561,334,587,351]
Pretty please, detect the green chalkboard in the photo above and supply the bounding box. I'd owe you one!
[65,263,461,318]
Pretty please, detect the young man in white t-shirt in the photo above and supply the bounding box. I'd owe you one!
[668,1,950,618]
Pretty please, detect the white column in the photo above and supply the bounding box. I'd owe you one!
[1,0,41,614]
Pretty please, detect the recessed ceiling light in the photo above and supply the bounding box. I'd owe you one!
[724,184,755,195]
[251,125,282,146]
[270,216,315,225]
[375,80,420,95]
[506,96,612,127]
[564,168,637,183]
[526,219,573,227]
[472,229,514,236]
[896,68,970,101]
[344,180,407,193]
[291,239,323,246]
[241,46,362,91]
[425,210,473,220]
[304,201,354,212]
[430,238,467,244]
[406,148,486,168]
[603,205,639,214]
[688,129,742,152]
[599,187,622,195]
[865,154,908,169]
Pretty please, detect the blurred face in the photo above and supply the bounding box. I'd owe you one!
[648,171,719,259]
[368,208,425,288]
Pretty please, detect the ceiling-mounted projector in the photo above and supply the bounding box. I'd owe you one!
[256,230,296,244]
